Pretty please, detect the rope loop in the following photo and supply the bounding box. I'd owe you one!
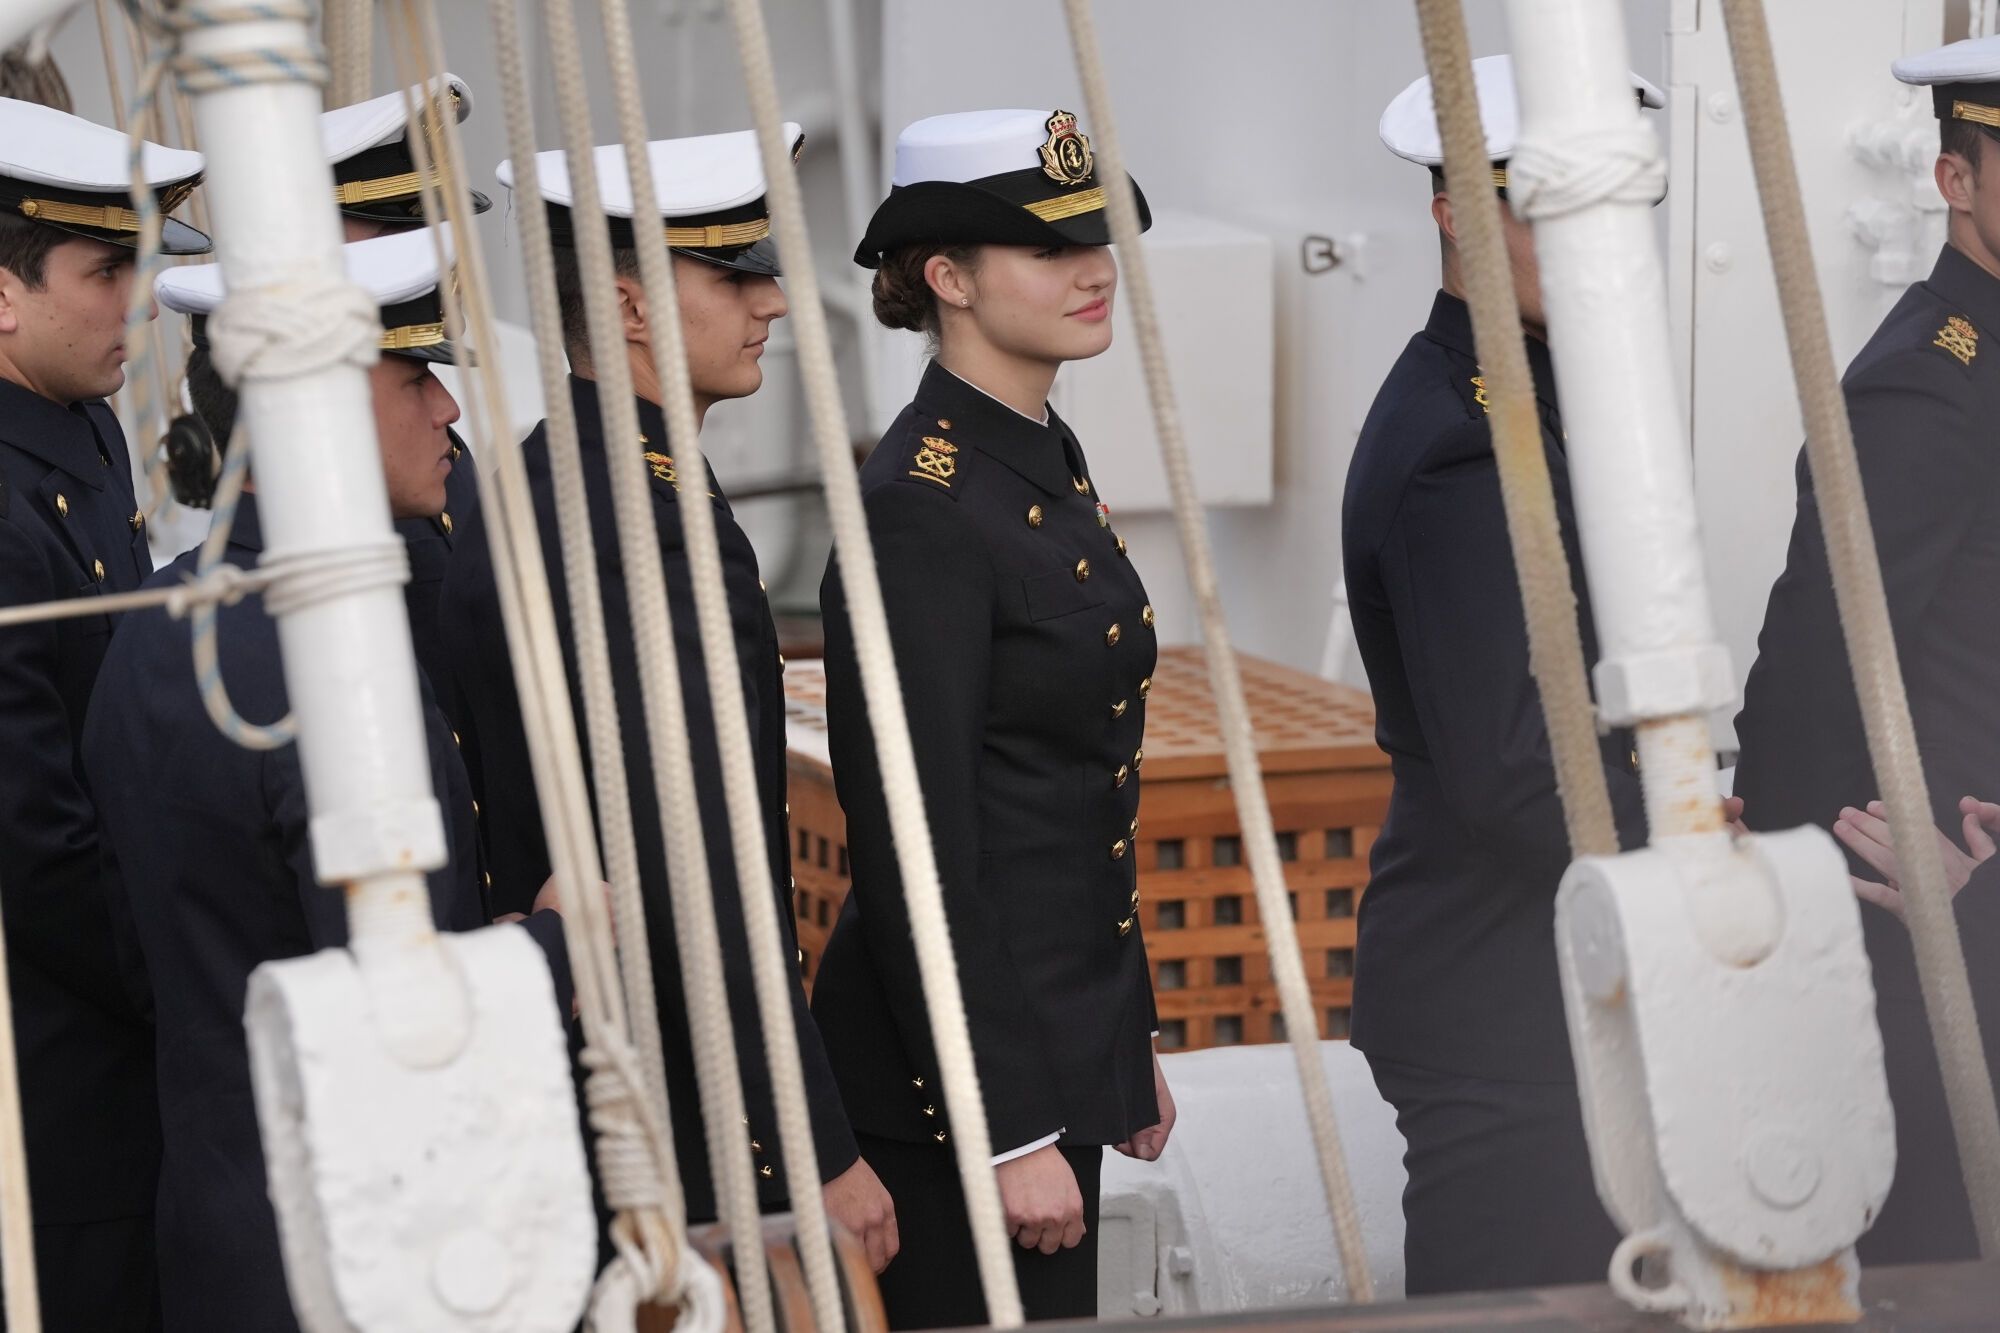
[1507,127,1668,221]
[206,279,381,388]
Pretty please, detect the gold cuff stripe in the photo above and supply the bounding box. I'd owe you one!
[1492,167,1510,188]
[334,169,446,206]
[1023,186,1105,223]
[381,322,447,351]
[16,178,200,232]
[1953,100,2000,129]
[663,217,770,248]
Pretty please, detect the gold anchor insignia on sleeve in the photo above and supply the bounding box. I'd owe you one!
[909,436,957,488]
[1470,375,1491,414]
[1935,315,1979,367]
[644,451,678,486]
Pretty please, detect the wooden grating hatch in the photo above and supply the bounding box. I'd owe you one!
[782,647,1392,1052]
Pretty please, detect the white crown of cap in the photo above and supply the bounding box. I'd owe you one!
[1378,53,1665,166]
[0,96,202,190]
[892,108,1073,188]
[497,124,803,220]
[319,74,473,166]
[158,224,454,316]
[1892,34,2000,86]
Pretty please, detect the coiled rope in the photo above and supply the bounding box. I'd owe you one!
[1059,0,1375,1302]
[1719,0,2000,1255]
[722,0,1025,1321]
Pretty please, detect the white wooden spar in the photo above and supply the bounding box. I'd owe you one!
[1501,0,1896,1325]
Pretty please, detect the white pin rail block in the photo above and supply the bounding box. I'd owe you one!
[248,925,597,1332]
[1557,828,1894,1328]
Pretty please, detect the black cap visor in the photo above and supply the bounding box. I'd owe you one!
[0,177,213,255]
[853,168,1150,269]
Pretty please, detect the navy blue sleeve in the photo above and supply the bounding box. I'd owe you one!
[1378,423,1649,869]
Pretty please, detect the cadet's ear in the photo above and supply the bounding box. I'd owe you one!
[0,266,22,336]
[924,252,973,312]
[614,271,648,345]
[1430,192,1458,246]
[1937,149,1979,216]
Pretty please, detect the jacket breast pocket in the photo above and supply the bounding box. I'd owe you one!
[1021,566,1106,622]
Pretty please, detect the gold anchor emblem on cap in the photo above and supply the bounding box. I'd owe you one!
[1039,109,1094,186]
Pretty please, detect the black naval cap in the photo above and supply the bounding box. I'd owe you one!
[322,75,492,224]
[854,108,1151,269]
[498,124,805,277]
[0,96,211,255]
[158,226,468,366]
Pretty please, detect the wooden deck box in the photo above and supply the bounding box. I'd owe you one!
[782,647,1391,1052]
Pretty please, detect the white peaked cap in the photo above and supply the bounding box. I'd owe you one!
[0,96,203,189]
[890,108,1078,187]
[319,74,473,165]
[497,123,804,219]
[1379,54,1665,167]
[158,225,455,316]
[1893,34,2000,85]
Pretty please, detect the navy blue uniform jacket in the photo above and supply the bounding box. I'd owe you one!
[82,493,569,1331]
[441,375,856,1221]
[1734,243,2000,1262]
[812,361,1160,1154]
[1341,293,1647,1084]
[0,378,160,1227]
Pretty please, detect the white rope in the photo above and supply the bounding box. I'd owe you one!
[321,0,372,109]
[1059,0,1376,1303]
[380,2,697,1323]
[588,0,847,1326]
[721,0,1025,1322]
[1506,128,1668,220]
[523,0,779,1327]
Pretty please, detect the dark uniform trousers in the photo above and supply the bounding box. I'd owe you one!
[1340,293,1646,1296]
[441,376,857,1226]
[0,381,160,1331]
[1735,242,2000,1267]
[814,362,1161,1326]
[81,493,570,1331]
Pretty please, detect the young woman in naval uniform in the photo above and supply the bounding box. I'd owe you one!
[813,107,1175,1328]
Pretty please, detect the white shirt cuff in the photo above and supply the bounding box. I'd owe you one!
[990,1131,1063,1166]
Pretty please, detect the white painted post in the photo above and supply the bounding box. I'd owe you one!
[1503,0,1897,1324]
[172,8,594,1330]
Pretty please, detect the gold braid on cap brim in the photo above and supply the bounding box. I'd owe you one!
[15,178,201,232]
[1023,186,1106,223]
[1953,100,2000,129]
[380,322,447,351]
[663,217,770,248]
[334,169,446,206]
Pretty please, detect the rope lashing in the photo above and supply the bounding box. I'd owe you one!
[1720,0,2000,1255]
[1058,0,1375,1302]
[1506,128,1668,220]
[1412,0,1622,862]
[724,0,1026,1321]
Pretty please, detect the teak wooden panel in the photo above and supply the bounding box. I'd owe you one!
[782,647,1391,1052]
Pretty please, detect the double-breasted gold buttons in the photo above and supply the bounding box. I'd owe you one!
[55,493,68,519]
[1073,476,1091,495]
[130,509,145,533]
[1105,623,1122,647]
[1111,698,1128,718]
[1134,748,1145,770]
[92,558,105,583]
[1026,505,1044,528]
[760,1165,775,1180]
[1111,839,1129,860]
[1116,916,1135,938]
[441,512,454,535]
[1114,764,1130,788]
[1142,604,1155,628]
[922,1105,937,1118]
[1116,535,1128,557]
[1075,559,1091,583]
[1138,676,1153,699]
